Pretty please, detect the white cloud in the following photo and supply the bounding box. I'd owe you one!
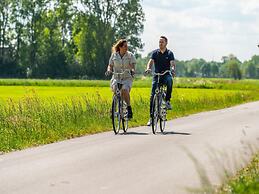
[140,0,259,61]
[239,0,259,15]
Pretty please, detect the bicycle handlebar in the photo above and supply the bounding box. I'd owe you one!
[144,70,171,76]
[153,70,171,76]
[112,70,131,75]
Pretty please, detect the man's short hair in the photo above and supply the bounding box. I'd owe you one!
[160,36,168,43]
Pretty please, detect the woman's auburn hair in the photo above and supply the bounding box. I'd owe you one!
[112,39,127,53]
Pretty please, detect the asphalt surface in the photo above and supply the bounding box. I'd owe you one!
[1,101,259,194]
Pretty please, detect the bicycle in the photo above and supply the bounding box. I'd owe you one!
[145,70,171,134]
[107,70,132,135]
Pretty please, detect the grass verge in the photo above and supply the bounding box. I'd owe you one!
[217,153,259,194]
[0,87,259,152]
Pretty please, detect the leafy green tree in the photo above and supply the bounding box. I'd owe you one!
[201,63,211,77]
[210,62,219,77]
[0,0,12,57]
[242,55,259,79]
[73,14,115,79]
[185,59,206,77]
[136,55,148,74]
[115,0,145,53]
[74,0,144,78]
[225,59,242,80]
[243,61,256,78]
[37,10,69,78]
[19,0,50,76]
[175,60,187,77]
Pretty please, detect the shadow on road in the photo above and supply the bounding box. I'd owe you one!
[120,132,149,135]
[160,131,191,136]
[118,131,191,136]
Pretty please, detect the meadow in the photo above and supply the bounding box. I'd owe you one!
[0,78,259,152]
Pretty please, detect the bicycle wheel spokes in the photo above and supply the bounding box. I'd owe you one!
[151,94,159,134]
[160,100,167,133]
[112,95,121,134]
[122,101,128,133]
[160,116,166,133]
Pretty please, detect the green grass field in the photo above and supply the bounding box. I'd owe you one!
[0,78,259,153]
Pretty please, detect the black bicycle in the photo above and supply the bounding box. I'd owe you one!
[109,70,132,134]
[146,70,171,134]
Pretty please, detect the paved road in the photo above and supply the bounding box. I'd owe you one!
[1,102,259,194]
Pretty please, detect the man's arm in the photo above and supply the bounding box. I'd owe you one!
[146,59,154,71]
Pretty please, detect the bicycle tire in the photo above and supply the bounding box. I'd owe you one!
[112,95,121,134]
[160,116,166,133]
[160,99,166,133]
[122,100,128,133]
[151,94,159,134]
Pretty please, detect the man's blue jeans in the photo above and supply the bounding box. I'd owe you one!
[150,74,173,116]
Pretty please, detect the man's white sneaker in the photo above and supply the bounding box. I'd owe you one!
[147,118,152,126]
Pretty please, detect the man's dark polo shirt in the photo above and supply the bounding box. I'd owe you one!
[151,49,175,73]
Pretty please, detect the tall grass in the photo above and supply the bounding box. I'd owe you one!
[1,78,259,90]
[218,153,259,194]
[0,88,258,152]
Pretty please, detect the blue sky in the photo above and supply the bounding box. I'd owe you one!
[140,0,259,61]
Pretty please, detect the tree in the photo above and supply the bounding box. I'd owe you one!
[19,0,50,77]
[0,0,12,58]
[225,59,242,80]
[185,58,206,77]
[37,10,69,78]
[175,60,187,77]
[115,0,145,53]
[210,62,219,77]
[74,0,145,78]
[201,63,211,77]
[242,55,259,79]
[0,0,146,78]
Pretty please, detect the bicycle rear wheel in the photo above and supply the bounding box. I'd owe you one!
[112,95,121,134]
[122,100,128,133]
[151,94,159,134]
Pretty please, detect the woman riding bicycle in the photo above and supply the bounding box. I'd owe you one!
[106,39,136,119]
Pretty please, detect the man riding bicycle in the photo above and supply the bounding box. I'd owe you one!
[106,39,136,119]
[145,36,176,126]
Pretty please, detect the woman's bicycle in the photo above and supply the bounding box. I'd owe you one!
[108,70,132,135]
[145,70,171,134]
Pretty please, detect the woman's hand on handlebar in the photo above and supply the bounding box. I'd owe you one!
[105,70,112,76]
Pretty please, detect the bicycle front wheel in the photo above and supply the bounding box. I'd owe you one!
[122,100,128,133]
[160,112,166,133]
[112,95,121,134]
[151,94,159,134]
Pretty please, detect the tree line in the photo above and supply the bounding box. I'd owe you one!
[136,54,259,80]
[0,0,144,79]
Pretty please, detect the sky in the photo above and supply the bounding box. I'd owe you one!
[140,0,259,62]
